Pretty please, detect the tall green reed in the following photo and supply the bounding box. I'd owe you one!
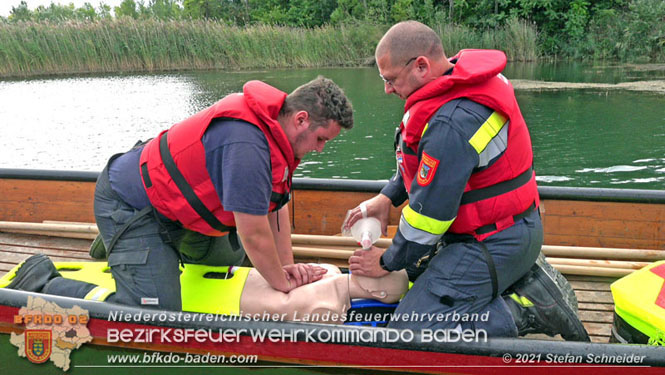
[0,18,538,78]
[431,18,538,62]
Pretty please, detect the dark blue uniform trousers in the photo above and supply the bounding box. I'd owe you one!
[44,162,245,310]
[387,209,543,337]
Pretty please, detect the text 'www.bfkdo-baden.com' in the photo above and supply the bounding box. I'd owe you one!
[106,351,258,365]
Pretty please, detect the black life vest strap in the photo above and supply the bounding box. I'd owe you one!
[474,202,537,235]
[460,166,533,205]
[478,240,499,301]
[439,236,499,301]
[393,127,417,156]
[143,131,233,233]
[270,191,290,210]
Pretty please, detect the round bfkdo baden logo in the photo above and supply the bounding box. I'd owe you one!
[25,329,52,364]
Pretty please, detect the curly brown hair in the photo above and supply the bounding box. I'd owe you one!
[281,76,353,130]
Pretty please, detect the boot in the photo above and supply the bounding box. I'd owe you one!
[6,254,62,292]
[504,254,590,342]
[88,233,107,259]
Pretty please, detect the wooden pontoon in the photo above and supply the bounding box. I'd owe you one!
[0,168,663,373]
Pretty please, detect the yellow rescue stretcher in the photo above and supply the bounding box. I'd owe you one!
[610,260,665,345]
[0,261,250,316]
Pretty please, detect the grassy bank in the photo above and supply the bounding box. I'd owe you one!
[0,18,538,78]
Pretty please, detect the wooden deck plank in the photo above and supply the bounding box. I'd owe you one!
[578,310,614,324]
[525,333,609,343]
[578,303,615,312]
[569,280,612,291]
[567,275,619,284]
[0,251,91,266]
[575,290,614,304]
[0,245,90,259]
[583,322,612,337]
[545,233,665,250]
[0,233,94,277]
[0,261,16,273]
[0,232,91,251]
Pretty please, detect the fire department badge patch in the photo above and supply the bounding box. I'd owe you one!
[25,330,52,364]
[417,151,439,186]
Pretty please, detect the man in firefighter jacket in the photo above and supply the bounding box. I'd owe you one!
[345,21,589,341]
[8,76,354,311]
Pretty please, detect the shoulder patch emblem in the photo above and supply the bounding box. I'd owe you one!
[417,151,439,186]
[25,330,52,364]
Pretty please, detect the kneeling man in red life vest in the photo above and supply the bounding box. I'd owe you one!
[8,76,354,311]
[344,21,590,341]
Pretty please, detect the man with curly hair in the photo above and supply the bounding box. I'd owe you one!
[9,76,354,311]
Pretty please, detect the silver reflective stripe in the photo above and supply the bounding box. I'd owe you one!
[402,110,411,128]
[398,214,442,246]
[478,121,509,168]
[84,286,113,301]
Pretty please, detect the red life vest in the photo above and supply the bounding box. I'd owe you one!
[397,49,539,240]
[139,81,298,236]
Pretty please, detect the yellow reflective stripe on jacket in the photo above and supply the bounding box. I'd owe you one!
[84,286,114,301]
[468,112,508,154]
[421,122,429,137]
[400,205,455,245]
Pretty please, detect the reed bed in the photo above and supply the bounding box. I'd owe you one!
[0,19,381,77]
[0,18,539,78]
[433,18,538,62]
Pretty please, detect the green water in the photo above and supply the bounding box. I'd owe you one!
[1,62,664,189]
[520,90,665,188]
[214,65,665,189]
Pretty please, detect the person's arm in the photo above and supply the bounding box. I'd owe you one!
[355,100,491,275]
[341,193,392,236]
[380,172,409,207]
[204,120,324,290]
[234,211,292,292]
[268,204,327,284]
[268,204,294,265]
[381,117,478,271]
[202,121,293,290]
[342,173,406,236]
[236,210,325,291]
